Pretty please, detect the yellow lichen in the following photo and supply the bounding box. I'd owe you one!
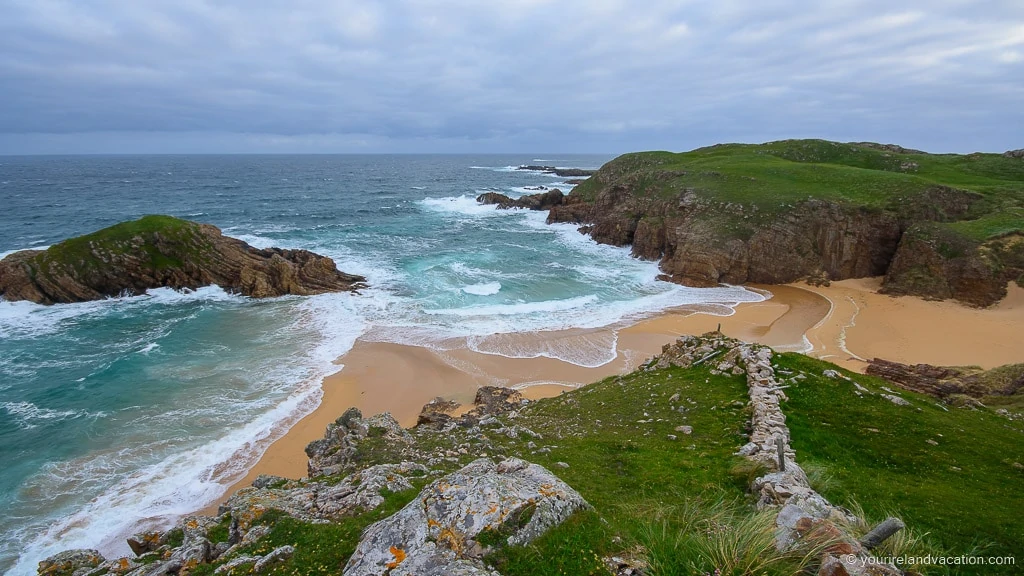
[385,546,406,569]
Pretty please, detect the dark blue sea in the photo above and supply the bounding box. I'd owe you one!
[0,155,763,574]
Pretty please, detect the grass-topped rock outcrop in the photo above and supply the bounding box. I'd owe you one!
[0,215,366,304]
[541,139,1024,306]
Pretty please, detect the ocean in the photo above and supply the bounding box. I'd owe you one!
[0,155,764,574]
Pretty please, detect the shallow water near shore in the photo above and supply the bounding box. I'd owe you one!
[0,155,765,575]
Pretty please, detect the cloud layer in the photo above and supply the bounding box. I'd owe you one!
[1,0,1022,153]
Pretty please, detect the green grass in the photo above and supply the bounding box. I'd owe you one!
[572,139,1024,240]
[27,215,213,282]
[192,487,424,576]
[774,353,1024,574]
[191,344,1024,576]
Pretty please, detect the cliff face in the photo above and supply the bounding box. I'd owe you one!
[541,141,1024,306]
[0,215,366,304]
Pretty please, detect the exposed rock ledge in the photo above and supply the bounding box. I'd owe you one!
[0,215,366,304]
[866,358,1024,404]
[476,189,565,211]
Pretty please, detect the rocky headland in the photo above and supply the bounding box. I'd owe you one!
[488,140,1024,307]
[0,215,366,304]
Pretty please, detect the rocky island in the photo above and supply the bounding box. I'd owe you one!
[0,215,366,304]
[490,140,1024,307]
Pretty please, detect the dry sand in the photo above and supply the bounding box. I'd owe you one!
[203,280,1024,513]
[799,278,1024,371]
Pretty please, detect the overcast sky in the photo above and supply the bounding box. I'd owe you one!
[0,0,1021,154]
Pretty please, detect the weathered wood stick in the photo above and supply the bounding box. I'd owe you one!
[774,436,786,472]
[859,517,905,550]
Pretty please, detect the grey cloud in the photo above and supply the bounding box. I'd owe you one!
[0,0,1021,153]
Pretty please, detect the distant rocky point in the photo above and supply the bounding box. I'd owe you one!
[515,165,597,177]
[0,215,366,305]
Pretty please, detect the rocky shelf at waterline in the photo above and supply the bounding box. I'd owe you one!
[0,215,366,304]
[502,139,1024,307]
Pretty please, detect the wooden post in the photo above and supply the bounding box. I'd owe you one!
[859,517,905,550]
[774,436,786,472]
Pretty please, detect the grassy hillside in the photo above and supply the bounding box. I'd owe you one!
[32,215,209,273]
[191,345,1023,576]
[573,139,1024,241]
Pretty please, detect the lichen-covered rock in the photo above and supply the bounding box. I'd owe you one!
[253,546,294,573]
[37,550,105,576]
[343,458,589,576]
[126,531,163,556]
[220,462,427,528]
[305,409,412,477]
[415,386,528,433]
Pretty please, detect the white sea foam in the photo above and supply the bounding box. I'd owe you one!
[469,165,519,172]
[6,290,369,576]
[418,195,508,217]
[0,246,50,260]
[1,402,107,430]
[462,282,501,296]
[424,294,599,317]
[467,330,619,368]
[0,286,250,340]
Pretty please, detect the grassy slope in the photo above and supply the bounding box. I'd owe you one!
[572,140,1024,241]
[199,350,1023,576]
[28,215,209,278]
[775,354,1024,565]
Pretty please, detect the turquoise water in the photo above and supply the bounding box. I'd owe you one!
[0,155,763,574]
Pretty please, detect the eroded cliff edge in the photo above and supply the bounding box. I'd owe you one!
[540,140,1024,306]
[0,215,366,304]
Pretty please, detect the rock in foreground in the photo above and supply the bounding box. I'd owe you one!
[343,457,589,576]
[0,215,366,304]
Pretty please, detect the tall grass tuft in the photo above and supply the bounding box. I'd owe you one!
[631,498,835,576]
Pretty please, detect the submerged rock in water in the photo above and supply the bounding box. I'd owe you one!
[476,189,564,211]
[343,457,589,576]
[0,215,366,304]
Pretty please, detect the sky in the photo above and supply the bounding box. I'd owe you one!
[0,0,1021,154]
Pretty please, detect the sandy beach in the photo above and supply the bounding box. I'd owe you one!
[204,279,1024,513]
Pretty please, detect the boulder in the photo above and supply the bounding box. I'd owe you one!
[305,409,412,477]
[253,546,294,573]
[342,458,589,576]
[37,550,105,576]
[417,397,461,427]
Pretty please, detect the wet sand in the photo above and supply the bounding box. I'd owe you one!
[204,280,1024,513]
